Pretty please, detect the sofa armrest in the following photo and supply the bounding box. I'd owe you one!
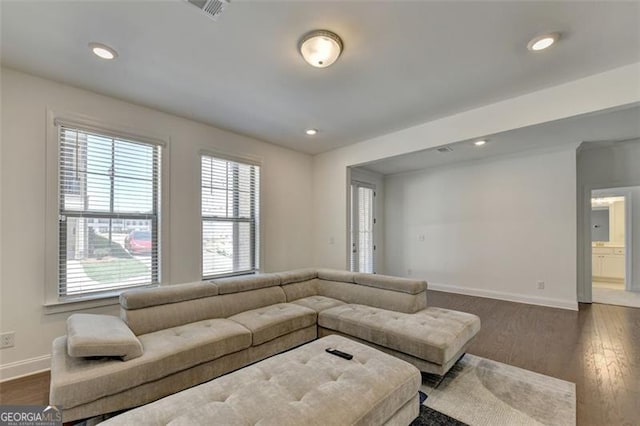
[67,314,143,361]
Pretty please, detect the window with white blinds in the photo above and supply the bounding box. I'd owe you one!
[201,154,260,278]
[350,182,375,273]
[58,125,161,297]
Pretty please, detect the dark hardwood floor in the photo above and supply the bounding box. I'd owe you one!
[427,291,640,426]
[0,370,50,406]
[1,291,639,425]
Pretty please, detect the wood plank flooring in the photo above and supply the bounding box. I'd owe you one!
[1,291,639,425]
[426,291,640,426]
[0,370,49,406]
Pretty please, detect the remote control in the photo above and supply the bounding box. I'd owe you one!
[325,348,353,360]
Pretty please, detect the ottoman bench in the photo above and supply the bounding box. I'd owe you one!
[102,335,422,425]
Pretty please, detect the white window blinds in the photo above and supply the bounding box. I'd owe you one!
[58,125,161,297]
[201,154,260,278]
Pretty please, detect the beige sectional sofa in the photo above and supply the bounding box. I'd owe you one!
[50,268,480,422]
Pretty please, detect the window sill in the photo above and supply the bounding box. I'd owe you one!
[203,271,257,280]
[44,284,160,314]
[43,292,121,315]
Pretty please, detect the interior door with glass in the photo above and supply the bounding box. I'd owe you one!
[350,181,376,273]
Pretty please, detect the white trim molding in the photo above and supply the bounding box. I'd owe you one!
[0,355,51,382]
[428,282,579,311]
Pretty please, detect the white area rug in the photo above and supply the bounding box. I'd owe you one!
[421,354,576,426]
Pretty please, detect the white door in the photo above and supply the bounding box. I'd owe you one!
[350,182,376,273]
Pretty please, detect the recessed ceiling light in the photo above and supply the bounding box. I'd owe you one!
[305,129,318,136]
[89,42,118,60]
[527,33,559,51]
[474,140,487,146]
[299,30,343,68]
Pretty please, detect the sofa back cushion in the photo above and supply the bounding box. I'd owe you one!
[276,269,318,285]
[120,282,218,310]
[122,287,286,335]
[281,270,428,314]
[281,279,320,302]
[317,280,427,314]
[353,274,426,295]
[213,273,281,295]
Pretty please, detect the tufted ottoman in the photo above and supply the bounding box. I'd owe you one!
[102,335,421,425]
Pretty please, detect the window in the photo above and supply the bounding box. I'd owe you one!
[201,154,260,278]
[350,181,376,273]
[58,125,161,297]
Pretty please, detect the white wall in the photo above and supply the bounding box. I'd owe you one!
[312,63,640,271]
[0,68,314,379]
[349,167,385,274]
[577,140,640,300]
[384,147,578,310]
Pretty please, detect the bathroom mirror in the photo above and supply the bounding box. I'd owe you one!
[591,206,610,242]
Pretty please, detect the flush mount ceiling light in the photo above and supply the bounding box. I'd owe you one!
[474,140,487,146]
[305,129,318,136]
[89,42,118,60]
[527,33,560,51]
[299,30,343,68]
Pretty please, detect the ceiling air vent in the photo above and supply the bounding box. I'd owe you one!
[185,0,230,20]
[437,146,453,153]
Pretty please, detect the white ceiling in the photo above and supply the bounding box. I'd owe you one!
[358,104,640,175]
[1,1,639,154]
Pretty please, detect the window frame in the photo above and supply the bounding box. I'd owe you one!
[199,150,261,280]
[45,110,170,310]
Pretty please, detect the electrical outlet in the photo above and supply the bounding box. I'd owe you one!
[418,235,425,242]
[328,237,335,245]
[1,332,15,349]
[407,268,412,276]
[537,281,545,290]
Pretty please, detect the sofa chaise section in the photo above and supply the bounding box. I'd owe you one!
[318,305,481,375]
[279,269,480,375]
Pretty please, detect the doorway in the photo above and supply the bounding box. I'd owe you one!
[590,188,640,308]
[350,181,376,273]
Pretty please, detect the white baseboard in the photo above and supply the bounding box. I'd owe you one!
[428,282,579,311]
[0,354,51,382]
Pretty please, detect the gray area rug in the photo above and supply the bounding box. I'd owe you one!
[421,354,576,426]
[411,401,468,426]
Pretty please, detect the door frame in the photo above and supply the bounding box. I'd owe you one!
[349,180,376,273]
[580,185,637,302]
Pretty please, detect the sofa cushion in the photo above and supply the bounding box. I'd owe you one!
[317,269,356,283]
[276,268,318,285]
[120,282,218,310]
[290,295,345,313]
[122,287,286,335]
[213,273,281,295]
[50,318,252,409]
[67,314,143,361]
[281,279,320,302]
[317,280,427,314]
[319,305,480,366]
[228,303,317,345]
[354,273,427,295]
